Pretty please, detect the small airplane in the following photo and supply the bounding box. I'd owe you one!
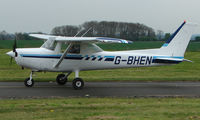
[6,21,198,89]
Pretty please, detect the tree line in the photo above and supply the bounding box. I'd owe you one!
[51,21,157,41]
[0,31,43,40]
[0,21,199,41]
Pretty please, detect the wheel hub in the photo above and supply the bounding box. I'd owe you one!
[76,81,82,87]
[59,78,64,81]
[27,79,32,85]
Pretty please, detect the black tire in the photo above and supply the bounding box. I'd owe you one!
[56,74,67,85]
[72,78,84,90]
[24,77,34,87]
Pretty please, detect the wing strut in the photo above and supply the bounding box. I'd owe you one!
[81,27,92,37]
[54,44,72,68]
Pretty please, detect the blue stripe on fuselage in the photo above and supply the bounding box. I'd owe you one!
[20,54,116,61]
[20,54,83,60]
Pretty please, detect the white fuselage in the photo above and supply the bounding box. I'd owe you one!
[13,48,181,72]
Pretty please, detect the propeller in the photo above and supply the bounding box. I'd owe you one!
[10,36,18,64]
[13,37,18,57]
[10,56,13,65]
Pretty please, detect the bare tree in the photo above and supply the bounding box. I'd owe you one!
[51,21,156,41]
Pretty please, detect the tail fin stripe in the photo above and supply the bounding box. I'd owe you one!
[166,21,186,44]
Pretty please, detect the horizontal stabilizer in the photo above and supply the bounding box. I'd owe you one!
[183,59,193,63]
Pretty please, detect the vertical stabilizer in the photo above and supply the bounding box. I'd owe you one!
[159,21,198,57]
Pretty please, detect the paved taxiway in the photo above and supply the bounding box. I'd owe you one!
[0,82,200,98]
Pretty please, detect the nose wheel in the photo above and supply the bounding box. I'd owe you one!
[24,78,34,87]
[24,72,34,87]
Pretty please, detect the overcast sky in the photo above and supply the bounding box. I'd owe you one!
[0,0,200,33]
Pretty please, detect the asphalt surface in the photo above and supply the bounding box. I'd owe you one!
[1,81,200,98]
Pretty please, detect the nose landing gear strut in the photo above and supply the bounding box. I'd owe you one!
[24,71,34,87]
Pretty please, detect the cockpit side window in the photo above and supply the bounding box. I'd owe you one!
[68,44,80,54]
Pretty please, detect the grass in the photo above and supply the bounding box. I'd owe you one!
[0,98,200,120]
[0,40,44,49]
[99,41,200,52]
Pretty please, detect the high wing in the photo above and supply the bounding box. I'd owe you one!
[29,34,133,44]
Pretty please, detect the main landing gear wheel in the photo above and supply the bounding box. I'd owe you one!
[24,77,34,87]
[72,78,84,90]
[56,74,67,85]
